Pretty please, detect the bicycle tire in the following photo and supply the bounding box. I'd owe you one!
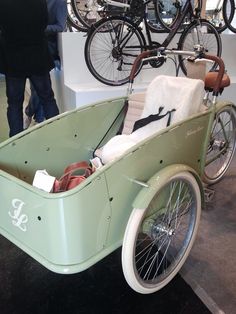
[223,0,236,33]
[203,105,236,185]
[205,0,235,33]
[85,16,146,86]
[178,19,222,76]
[146,1,165,32]
[154,0,181,32]
[71,0,103,28]
[67,0,88,31]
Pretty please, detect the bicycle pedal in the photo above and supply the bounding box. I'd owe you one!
[204,187,215,203]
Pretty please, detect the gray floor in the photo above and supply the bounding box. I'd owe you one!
[0,75,236,313]
[182,157,236,314]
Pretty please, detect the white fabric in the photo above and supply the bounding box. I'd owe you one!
[100,75,205,164]
[99,135,137,164]
[122,92,145,135]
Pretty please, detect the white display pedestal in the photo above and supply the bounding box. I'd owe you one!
[56,31,236,112]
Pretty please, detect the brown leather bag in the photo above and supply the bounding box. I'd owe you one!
[53,161,93,193]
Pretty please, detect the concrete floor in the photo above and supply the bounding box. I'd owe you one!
[0,75,235,313]
[182,156,236,314]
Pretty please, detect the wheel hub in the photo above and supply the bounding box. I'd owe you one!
[143,217,175,239]
[152,223,175,238]
[111,47,121,60]
[212,139,227,152]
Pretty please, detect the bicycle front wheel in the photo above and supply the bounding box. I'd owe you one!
[223,0,236,33]
[178,20,222,76]
[85,17,146,86]
[203,105,236,185]
[122,171,201,294]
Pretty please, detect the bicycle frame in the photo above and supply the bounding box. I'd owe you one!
[112,0,202,54]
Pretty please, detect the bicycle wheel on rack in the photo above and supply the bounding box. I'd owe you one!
[71,0,132,29]
[205,0,234,33]
[71,0,105,28]
[85,16,146,86]
[178,20,222,76]
[203,105,236,185]
[223,0,236,33]
[154,0,182,32]
[67,0,88,31]
[122,171,201,294]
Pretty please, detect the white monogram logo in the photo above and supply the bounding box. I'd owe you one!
[8,199,28,232]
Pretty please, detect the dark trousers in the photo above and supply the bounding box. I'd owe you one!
[26,82,45,123]
[5,73,59,137]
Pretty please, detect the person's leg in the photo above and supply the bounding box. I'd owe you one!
[29,73,59,119]
[25,81,45,123]
[5,76,26,137]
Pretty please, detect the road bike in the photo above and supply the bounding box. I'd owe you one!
[71,0,166,31]
[84,0,221,85]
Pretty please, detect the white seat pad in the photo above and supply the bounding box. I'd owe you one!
[100,75,205,164]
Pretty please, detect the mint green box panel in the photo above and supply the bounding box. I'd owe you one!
[0,96,211,274]
[1,172,111,270]
[0,98,125,182]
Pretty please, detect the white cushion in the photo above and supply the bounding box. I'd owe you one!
[100,135,137,164]
[143,75,205,126]
[100,75,205,164]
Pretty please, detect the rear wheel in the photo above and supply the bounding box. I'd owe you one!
[122,171,201,294]
[85,16,145,86]
[178,20,222,76]
[203,105,236,185]
[223,0,236,33]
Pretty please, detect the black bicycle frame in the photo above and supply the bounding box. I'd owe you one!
[112,0,203,53]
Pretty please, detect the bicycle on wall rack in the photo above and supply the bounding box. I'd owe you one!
[71,0,169,31]
[158,0,236,33]
[84,0,222,86]
[70,0,235,32]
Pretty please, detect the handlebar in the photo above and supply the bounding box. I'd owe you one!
[129,48,225,96]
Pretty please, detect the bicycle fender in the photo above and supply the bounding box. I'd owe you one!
[215,100,236,113]
[132,164,204,210]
